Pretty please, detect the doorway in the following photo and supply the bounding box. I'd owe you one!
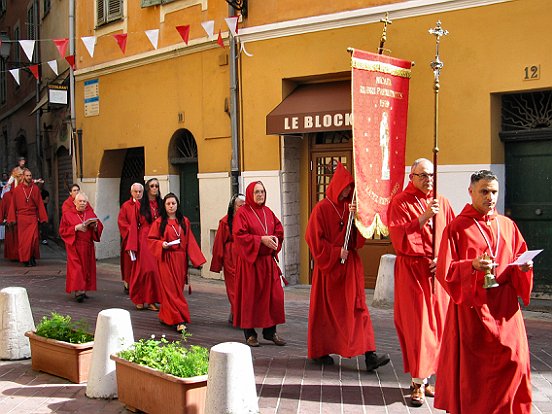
[119,147,145,206]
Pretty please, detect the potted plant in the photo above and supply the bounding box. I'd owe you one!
[25,312,94,384]
[111,334,209,414]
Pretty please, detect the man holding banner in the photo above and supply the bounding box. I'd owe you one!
[388,158,454,406]
[306,162,390,371]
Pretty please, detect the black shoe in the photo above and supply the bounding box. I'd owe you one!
[263,333,287,346]
[24,262,32,267]
[76,294,85,303]
[365,352,390,372]
[30,257,36,266]
[313,355,335,366]
[123,283,129,294]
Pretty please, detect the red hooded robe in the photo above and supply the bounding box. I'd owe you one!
[118,198,139,285]
[305,162,376,359]
[59,208,103,293]
[210,214,237,317]
[148,215,206,325]
[387,181,454,378]
[233,181,285,329]
[7,182,48,262]
[435,204,532,414]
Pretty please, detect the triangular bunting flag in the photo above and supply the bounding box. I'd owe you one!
[81,36,96,58]
[225,17,239,36]
[175,25,190,45]
[113,34,128,54]
[201,20,215,39]
[65,55,76,70]
[47,60,59,76]
[145,29,159,49]
[217,30,224,48]
[53,38,69,58]
[29,65,39,80]
[20,40,36,62]
[9,69,20,86]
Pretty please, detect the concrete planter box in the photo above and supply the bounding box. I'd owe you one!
[111,354,207,414]
[25,331,94,384]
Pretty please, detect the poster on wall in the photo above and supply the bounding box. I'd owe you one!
[351,49,412,238]
[84,79,100,117]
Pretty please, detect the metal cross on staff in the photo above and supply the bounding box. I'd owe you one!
[428,20,448,259]
[378,12,393,54]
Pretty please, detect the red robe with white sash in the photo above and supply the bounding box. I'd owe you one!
[435,204,532,414]
[388,182,454,378]
[306,163,376,359]
[7,182,48,262]
[233,181,285,329]
[59,209,103,293]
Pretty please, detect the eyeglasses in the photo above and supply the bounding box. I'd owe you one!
[412,173,434,180]
[149,184,159,188]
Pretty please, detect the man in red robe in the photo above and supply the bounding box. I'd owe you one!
[62,184,83,215]
[306,162,390,371]
[435,170,534,414]
[233,181,286,347]
[387,158,454,406]
[210,193,245,324]
[118,183,143,294]
[60,192,103,302]
[7,169,48,267]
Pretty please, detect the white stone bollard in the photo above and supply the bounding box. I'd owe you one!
[86,308,134,399]
[0,287,35,360]
[205,342,259,414]
[372,254,396,308]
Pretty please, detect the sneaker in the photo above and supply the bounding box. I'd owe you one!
[365,352,390,372]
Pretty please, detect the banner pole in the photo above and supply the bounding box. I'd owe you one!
[428,20,448,256]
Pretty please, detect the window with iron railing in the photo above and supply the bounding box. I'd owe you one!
[97,0,123,26]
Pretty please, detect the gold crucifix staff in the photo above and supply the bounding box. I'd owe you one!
[378,12,392,54]
[428,20,448,256]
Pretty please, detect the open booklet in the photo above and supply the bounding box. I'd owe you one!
[83,217,99,226]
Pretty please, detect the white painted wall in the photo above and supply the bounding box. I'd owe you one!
[93,177,121,259]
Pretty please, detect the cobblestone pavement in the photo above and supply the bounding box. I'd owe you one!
[1,241,551,413]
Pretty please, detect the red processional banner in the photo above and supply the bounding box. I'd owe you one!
[351,49,412,238]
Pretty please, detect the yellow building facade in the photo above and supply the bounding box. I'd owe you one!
[75,0,552,290]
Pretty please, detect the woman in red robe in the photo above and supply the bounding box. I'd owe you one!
[435,170,533,414]
[59,192,103,302]
[233,181,286,347]
[305,162,389,370]
[148,193,206,333]
[130,178,162,311]
[209,193,245,324]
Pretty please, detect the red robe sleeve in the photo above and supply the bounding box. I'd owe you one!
[508,221,533,306]
[118,200,138,252]
[59,211,103,245]
[147,218,165,260]
[7,188,17,224]
[233,208,262,264]
[183,217,206,268]
[388,195,426,256]
[305,203,342,272]
[210,216,229,273]
[36,189,48,223]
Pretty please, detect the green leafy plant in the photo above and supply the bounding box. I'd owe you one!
[118,333,209,378]
[35,312,94,344]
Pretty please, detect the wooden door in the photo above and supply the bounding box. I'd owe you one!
[179,162,200,243]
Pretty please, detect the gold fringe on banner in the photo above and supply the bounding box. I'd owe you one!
[351,57,412,78]
[355,213,389,239]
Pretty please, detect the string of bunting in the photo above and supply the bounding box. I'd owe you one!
[0,16,239,84]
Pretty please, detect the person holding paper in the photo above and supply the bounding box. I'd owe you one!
[118,183,143,294]
[387,158,454,406]
[306,162,389,371]
[233,181,286,347]
[210,193,245,324]
[59,192,103,302]
[130,178,162,311]
[435,170,534,414]
[147,193,205,333]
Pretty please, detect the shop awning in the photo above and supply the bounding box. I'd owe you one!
[266,80,352,135]
[30,93,49,115]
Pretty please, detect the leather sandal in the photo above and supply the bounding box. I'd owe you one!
[135,304,145,310]
[147,303,159,311]
[176,324,186,333]
[410,383,425,407]
[246,336,260,347]
[263,333,287,346]
[424,384,435,397]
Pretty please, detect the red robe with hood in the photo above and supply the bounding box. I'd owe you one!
[118,198,139,285]
[387,182,454,378]
[1,187,19,260]
[59,208,103,293]
[233,181,285,329]
[130,199,161,305]
[210,214,237,317]
[148,216,206,325]
[7,182,48,262]
[435,204,533,414]
[305,163,376,359]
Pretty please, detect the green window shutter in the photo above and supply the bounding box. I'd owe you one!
[97,0,106,25]
[107,0,123,22]
[141,0,161,7]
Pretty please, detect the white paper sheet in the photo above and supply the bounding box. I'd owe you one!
[508,249,543,266]
[167,239,180,246]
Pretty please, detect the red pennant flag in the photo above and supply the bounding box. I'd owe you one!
[53,38,69,58]
[217,30,224,48]
[65,55,76,70]
[29,65,40,80]
[176,25,190,45]
[113,34,128,54]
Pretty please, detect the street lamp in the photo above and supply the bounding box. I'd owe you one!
[0,32,10,61]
